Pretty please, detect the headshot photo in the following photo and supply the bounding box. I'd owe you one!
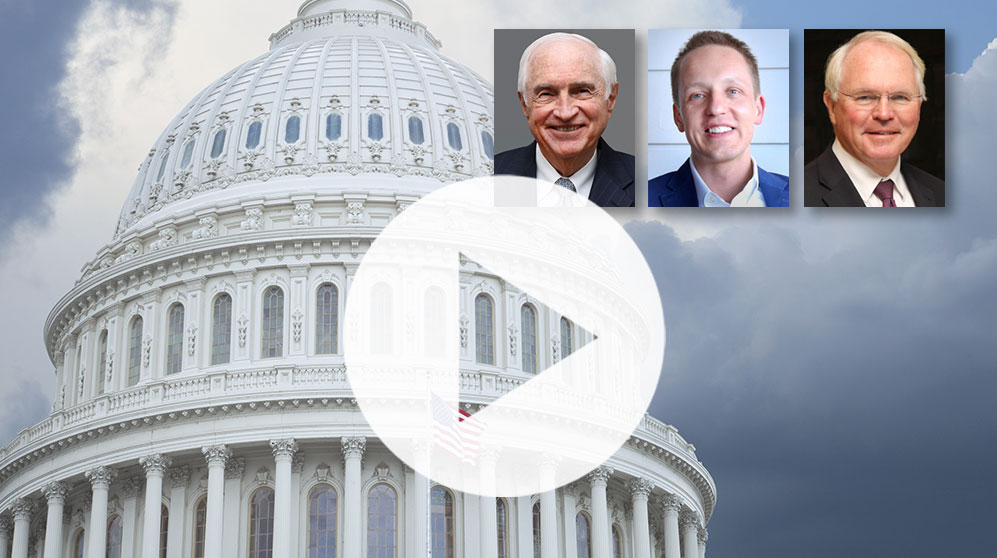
[493,29,636,208]
[648,29,789,208]
[804,29,945,207]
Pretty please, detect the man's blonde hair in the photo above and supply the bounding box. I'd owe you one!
[824,30,927,101]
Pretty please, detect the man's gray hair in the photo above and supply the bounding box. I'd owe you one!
[824,30,927,101]
[516,32,617,103]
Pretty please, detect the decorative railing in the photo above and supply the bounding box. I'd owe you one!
[269,10,442,50]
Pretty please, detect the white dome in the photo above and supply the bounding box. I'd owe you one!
[114,1,494,239]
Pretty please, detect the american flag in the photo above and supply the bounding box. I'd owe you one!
[430,392,485,465]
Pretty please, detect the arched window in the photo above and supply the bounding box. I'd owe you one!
[371,283,393,355]
[368,113,384,141]
[446,123,462,150]
[612,525,624,558]
[560,317,574,358]
[424,287,445,358]
[107,515,123,558]
[97,330,108,394]
[210,129,226,158]
[73,529,86,558]
[246,121,263,149]
[326,113,342,141]
[576,512,592,558]
[192,496,207,558]
[497,498,508,558]
[367,484,396,557]
[308,484,338,558]
[431,486,455,557]
[128,317,143,386]
[180,139,195,169]
[211,294,232,365]
[156,151,170,182]
[532,501,541,558]
[521,305,537,373]
[481,131,494,159]
[166,304,184,375]
[475,294,494,365]
[285,115,301,144]
[160,504,169,558]
[249,487,275,558]
[315,284,339,354]
[261,287,284,359]
[408,116,425,145]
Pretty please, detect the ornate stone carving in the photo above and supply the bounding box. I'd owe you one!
[187,324,198,356]
[168,465,191,488]
[120,476,143,498]
[346,200,364,223]
[341,436,366,460]
[142,335,152,368]
[9,498,32,521]
[680,510,701,531]
[0,515,12,535]
[507,321,518,356]
[291,452,305,474]
[698,526,708,545]
[139,453,173,476]
[106,351,114,385]
[255,467,272,485]
[241,208,264,231]
[237,314,249,347]
[660,494,682,514]
[551,335,560,363]
[373,462,392,481]
[364,138,386,161]
[225,457,246,480]
[42,481,69,504]
[281,143,301,165]
[270,438,298,459]
[628,478,655,500]
[202,445,232,467]
[587,466,614,487]
[149,227,177,251]
[292,309,304,343]
[191,215,218,239]
[85,466,117,490]
[314,463,332,481]
[290,202,313,226]
[459,314,469,348]
[324,141,345,161]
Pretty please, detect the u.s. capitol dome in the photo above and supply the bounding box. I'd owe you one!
[0,2,715,557]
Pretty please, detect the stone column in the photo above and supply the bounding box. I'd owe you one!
[560,485,578,558]
[697,526,708,558]
[680,512,700,558]
[628,478,654,558]
[515,496,533,558]
[588,466,613,558]
[462,493,480,558]
[202,445,231,558]
[539,490,557,558]
[290,453,304,558]
[478,449,499,558]
[223,458,246,558]
[411,469,429,557]
[0,515,13,558]
[9,499,32,558]
[661,495,681,558]
[166,466,190,558]
[41,482,68,558]
[86,466,116,558]
[269,439,297,558]
[341,436,366,558]
[140,453,171,558]
[120,477,143,558]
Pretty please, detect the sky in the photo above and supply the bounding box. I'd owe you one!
[1,0,996,556]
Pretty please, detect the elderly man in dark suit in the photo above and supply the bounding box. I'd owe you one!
[494,32,635,208]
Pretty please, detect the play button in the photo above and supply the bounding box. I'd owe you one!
[344,175,664,497]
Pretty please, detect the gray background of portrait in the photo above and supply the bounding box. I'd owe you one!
[493,28,637,156]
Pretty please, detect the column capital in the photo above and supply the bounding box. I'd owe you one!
[225,457,247,480]
[168,465,191,488]
[42,481,69,505]
[561,482,580,498]
[139,453,173,476]
[697,526,708,545]
[202,445,232,467]
[660,493,682,514]
[627,477,655,501]
[85,465,117,490]
[587,466,614,487]
[0,514,12,535]
[679,510,701,531]
[120,476,144,499]
[269,438,299,460]
[341,436,366,460]
[10,497,33,521]
[291,452,305,474]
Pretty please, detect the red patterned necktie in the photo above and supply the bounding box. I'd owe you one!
[874,179,897,207]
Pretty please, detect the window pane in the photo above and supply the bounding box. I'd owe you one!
[193,497,207,558]
[521,305,537,373]
[326,113,342,141]
[575,513,591,558]
[308,485,337,558]
[249,488,275,558]
[475,295,494,365]
[74,530,86,558]
[408,116,424,145]
[156,151,170,181]
[368,113,384,141]
[107,516,123,558]
[212,294,232,365]
[128,317,143,386]
[180,140,195,169]
[446,123,462,150]
[160,504,169,558]
[497,499,508,558]
[613,526,623,558]
[560,317,574,358]
[532,502,541,558]
[482,131,494,159]
[430,487,454,558]
[166,304,184,375]
[262,287,284,358]
[315,284,339,354]
[285,115,301,144]
[210,129,226,158]
[246,121,262,149]
[367,485,396,557]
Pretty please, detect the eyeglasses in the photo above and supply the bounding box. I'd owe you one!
[838,91,923,108]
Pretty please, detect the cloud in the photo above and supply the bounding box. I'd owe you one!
[0,379,50,444]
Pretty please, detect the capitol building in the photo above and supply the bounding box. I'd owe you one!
[0,1,715,557]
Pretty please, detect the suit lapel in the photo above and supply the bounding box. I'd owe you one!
[590,139,633,207]
[901,163,936,207]
[816,146,865,207]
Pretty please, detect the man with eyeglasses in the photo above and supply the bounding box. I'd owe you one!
[804,31,944,207]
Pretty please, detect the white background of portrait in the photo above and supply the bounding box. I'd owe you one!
[648,28,789,180]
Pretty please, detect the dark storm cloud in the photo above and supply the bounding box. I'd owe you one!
[0,0,178,244]
[627,58,997,557]
[0,379,50,445]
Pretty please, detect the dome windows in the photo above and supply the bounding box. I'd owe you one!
[156,151,170,182]
[481,130,494,160]
[127,317,143,387]
[180,139,196,169]
[285,115,302,144]
[408,116,425,145]
[325,113,342,141]
[210,129,227,159]
[367,113,384,141]
[211,294,232,366]
[166,304,185,375]
[446,122,463,151]
[262,286,285,359]
[246,121,263,150]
